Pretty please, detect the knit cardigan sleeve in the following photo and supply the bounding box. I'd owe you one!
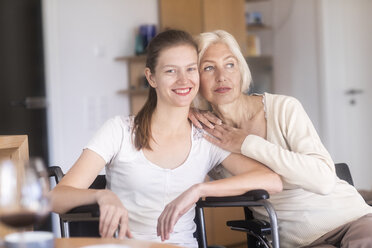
[241,95,336,195]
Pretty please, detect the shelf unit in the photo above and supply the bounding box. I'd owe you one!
[245,0,273,54]
[246,0,269,2]
[245,0,274,94]
[159,0,247,55]
[246,24,272,31]
[115,55,148,114]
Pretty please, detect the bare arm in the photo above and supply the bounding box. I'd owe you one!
[208,153,282,195]
[50,149,106,213]
[50,149,132,239]
[157,153,282,241]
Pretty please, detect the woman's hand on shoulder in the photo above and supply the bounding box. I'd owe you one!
[96,189,132,239]
[188,108,222,129]
[157,184,201,241]
[204,124,247,153]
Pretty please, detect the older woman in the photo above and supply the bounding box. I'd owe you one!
[189,30,372,247]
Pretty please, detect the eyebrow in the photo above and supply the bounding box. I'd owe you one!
[162,62,198,68]
[224,55,237,61]
[201,55,237,64]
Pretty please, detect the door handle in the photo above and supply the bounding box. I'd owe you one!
[344,89,364,106]
[11,97,47,109]
[345,89,364,95]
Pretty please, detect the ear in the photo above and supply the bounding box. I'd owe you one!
[144,68,157,88]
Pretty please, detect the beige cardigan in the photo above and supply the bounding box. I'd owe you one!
[240,93,372,247]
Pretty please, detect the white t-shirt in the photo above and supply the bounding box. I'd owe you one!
[86,116,230,247]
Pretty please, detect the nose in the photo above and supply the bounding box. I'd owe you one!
[177,71,188,84]
[216,68,227,82]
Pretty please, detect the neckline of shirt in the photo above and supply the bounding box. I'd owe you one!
[139,124,196,172]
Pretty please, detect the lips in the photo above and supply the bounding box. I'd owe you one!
[214,87,231,93]
[173,87,192,96]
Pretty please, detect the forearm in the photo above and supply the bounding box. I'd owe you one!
[241,135,336,194]
[156,165,282,241]
[50,185,102,214]
[198,169,282,198]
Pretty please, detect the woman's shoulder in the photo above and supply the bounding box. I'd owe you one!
[192,124,205,141]
[264,92,303,111]
[264,92,300,104]
[100,115,135,136]
[191,124,216,147]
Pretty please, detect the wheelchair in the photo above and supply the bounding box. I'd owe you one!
[48,163,357,248]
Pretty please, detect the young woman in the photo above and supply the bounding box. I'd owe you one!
[189,30,372,247]
[50,30,282,248]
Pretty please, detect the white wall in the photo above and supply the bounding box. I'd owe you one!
[43,0,158,173]
[272,0,372,189]
[43,0,158,236]
[317,0,372,189]
[272,0,321,133]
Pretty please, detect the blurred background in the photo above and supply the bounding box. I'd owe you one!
[1,0,371,243]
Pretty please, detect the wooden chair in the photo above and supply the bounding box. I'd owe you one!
[0,135,29,238]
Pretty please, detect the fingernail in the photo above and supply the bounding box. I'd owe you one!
[217,120,222,125]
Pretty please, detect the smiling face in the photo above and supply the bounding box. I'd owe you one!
[199,42,242,105]
[145,44,199,108]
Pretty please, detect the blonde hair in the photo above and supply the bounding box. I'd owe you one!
[197,30,252,93]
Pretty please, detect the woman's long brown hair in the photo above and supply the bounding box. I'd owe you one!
[133,30,197,150]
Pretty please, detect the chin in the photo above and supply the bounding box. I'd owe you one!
[174,101,194,108]
[212,96,236,105]
[169,97,193,107]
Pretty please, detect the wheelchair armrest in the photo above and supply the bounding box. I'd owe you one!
[205,189,269,202]
[63,176,104,219]
[60,203,100,222]
[197,189,270,209]
[68,203,100,217]
[47,166,64,184]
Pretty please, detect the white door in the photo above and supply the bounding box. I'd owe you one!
[319,0,372,190]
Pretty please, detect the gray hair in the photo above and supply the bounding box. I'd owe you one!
[196,30,252,93]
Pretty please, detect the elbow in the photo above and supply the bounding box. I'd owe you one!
[48,190,62,214]
[312,176,336,195]
[256,168,283,194]
[50,202,70,215]
[52,208,67,215]
[48,188,70,214]
[307,166,337,195]
[309,160,337,195]
[270,174,283,194]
